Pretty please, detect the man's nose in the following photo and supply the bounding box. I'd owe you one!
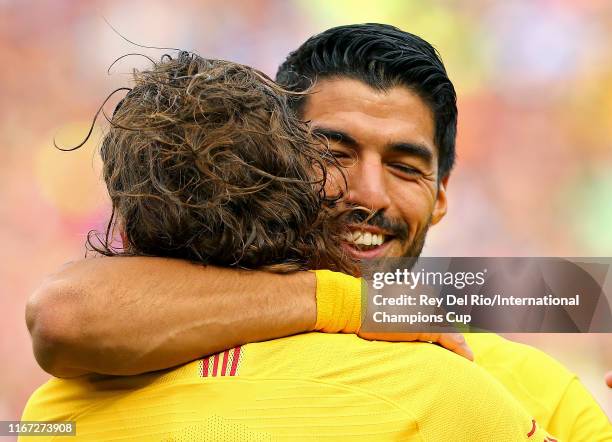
[346,158,392,211]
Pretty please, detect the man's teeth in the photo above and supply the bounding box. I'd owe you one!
[349,231,385,246]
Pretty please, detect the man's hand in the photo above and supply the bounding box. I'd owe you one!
[357,331,474,361]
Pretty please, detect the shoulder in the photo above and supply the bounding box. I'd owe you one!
[464,333,574,388]
[243,333,516,405]
[464,333,576,425]
[466,333,573,380]
[262,334,541,440]
[21,378,80,422]
[243,332,473,379]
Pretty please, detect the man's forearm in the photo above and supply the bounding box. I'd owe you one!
[26,257,316,377]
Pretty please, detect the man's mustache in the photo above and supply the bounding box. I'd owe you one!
[345,206,409,241]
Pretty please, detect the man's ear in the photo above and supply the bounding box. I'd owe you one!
[431,175,449,226]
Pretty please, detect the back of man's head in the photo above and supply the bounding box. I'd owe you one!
[96,52,355,273]
[276,23,457,179]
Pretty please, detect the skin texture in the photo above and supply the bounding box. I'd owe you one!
[26,78,472,377]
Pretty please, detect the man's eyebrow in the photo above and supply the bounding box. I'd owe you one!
[312,127,358,147]
[313,126,434,165]
[389,142,434,165]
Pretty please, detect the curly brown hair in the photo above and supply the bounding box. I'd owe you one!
[88,51,357,274]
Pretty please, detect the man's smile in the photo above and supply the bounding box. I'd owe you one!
[343,225,396,259]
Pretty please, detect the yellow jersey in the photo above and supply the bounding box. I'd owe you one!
[465,333,612,441]
[21,333,554,441]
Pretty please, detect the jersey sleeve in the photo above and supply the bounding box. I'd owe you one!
[546,376,612,441]
[403,345,559,441]
[442,369,559,441]
[465,333,612,440]
[19,380,70,442]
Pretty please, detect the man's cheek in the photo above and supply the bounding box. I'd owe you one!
[396,192,433,225]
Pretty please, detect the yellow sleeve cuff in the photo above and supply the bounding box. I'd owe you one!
[313,270,363,333]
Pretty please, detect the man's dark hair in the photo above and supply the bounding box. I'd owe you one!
[276,23,457,179]
[87,52,357,274]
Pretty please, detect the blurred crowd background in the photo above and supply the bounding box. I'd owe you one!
[1,0,610,427]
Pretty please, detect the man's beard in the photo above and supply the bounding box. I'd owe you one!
[345,207,430,258]
[403,222,429,258]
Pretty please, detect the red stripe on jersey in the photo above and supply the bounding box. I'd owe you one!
[212,353,220,376]
[202,357,209,377]
[230,346,241,376]
[221,350,229,376]
[527,420,536,437]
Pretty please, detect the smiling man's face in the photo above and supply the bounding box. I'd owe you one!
[303,77,449,259]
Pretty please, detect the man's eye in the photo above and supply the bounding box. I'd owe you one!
[330,151,356,166]
[389,163,421,176]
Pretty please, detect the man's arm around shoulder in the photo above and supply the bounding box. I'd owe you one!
[26,257,316,377]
